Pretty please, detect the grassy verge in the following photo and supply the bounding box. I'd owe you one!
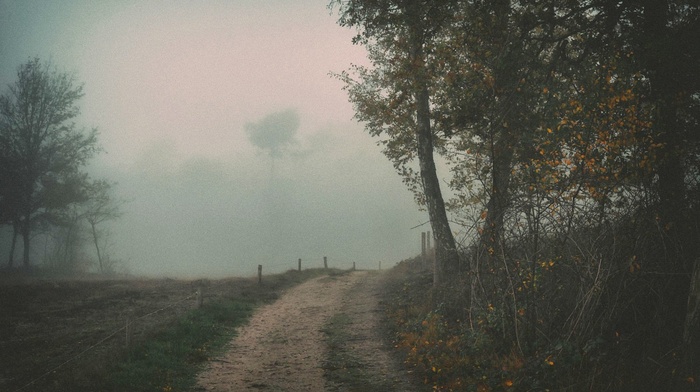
[105,300,252,392]
[322,313,365,388]
[322,312,397,392]
[99,268,337,392]
[322,270,418,392]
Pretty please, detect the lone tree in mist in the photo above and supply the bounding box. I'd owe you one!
[83,179,122,273]
[245,108,301,181]
[0,58,99,268]
[245,109,300,157]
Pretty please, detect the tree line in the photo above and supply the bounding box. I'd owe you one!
[333,0,699,389]
[0,58,121,273]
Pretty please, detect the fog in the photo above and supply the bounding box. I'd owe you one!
[0,0,428,277]
[104,118,425,277]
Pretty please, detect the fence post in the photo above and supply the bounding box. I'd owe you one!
[324,256,328,269]
[352,262,356,271]
[421,232,427,259]
[258,264,262,284]
[298,258,302,271]
[379,260,382,270]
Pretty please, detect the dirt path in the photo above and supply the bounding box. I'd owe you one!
[194,270,415,392]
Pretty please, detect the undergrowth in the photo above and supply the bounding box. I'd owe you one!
[382,253,699,392]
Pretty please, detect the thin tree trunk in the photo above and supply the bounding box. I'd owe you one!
[21,181,33,268]
[90,221,103,272]
[21,219,30,268]
[63,225,71,267]
[8,222,18,268]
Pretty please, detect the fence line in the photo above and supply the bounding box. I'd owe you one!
[10,256,380,391]
[12,289,199,392]
[14,324,127,392]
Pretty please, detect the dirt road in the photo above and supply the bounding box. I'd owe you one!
[194,270,415,391]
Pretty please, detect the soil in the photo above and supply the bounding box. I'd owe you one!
[194,270,416,392]
[0,273,252,392]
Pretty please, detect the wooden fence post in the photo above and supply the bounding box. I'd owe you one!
[421,232,427,259]
[298,258,302,271]
[379,260,382,270]
[352,262,356,271]
[258,264,262,284]
[324,256,328,269]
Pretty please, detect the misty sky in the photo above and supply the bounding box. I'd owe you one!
[0,0,429,277]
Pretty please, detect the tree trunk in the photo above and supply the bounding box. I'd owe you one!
[20,177,34,269]
[481,129,515,256]
[480,0,516,262]
[642,0,693,267]
[416,85,460,284]
[8,222,18,268]
[21,218,30,268]
[409,26,460,285]
[90,222,103,273]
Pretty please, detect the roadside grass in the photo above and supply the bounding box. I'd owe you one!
[322,312,396,391]
[100,268,340,392]
[322,270,414,392]
[105,300,252,392]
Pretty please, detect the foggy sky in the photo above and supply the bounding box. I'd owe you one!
[0,0,428,277]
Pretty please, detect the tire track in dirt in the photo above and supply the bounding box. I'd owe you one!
[194,270,414,392]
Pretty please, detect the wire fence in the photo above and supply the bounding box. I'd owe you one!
[2,273,261,392]
[11,285,201,392]
[4,245,421,391]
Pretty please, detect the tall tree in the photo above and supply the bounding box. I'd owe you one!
[0,58,99,267]
[333,0,461,284]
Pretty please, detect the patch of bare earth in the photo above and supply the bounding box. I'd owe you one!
[194,270,415,392]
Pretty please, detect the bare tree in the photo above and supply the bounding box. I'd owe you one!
[82,179,122,273]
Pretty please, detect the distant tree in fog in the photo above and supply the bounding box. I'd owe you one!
[0,58,100,268]
[245,109,300,157]
[83,179,122,273]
